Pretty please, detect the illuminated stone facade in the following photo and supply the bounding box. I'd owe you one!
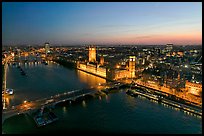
[88,46,96,62]
[77,63,106,78]
[77,46,136,80]
[114,69,130,80]
[100,55,104,66]
[177,51,184,57]
[21,52,29,57]
[185,81,202,96]
[129,56,136,78]
[106,67,135,81]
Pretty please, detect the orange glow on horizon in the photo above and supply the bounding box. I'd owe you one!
[83,32,202,45]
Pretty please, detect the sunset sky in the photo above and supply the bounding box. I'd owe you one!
[2,2,202,45]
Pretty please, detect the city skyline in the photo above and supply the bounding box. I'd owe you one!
[2,2,202,46]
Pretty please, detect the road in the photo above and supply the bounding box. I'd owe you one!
[2,88,96,125]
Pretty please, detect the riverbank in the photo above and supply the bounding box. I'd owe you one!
[3,90,201,134]
[2,64,4,81]
[3,59,201,134]
[51,59,203,117]
[2,91,103,131]
[126,89,202,117]
[52,59,76,69]
[52,58,114,82]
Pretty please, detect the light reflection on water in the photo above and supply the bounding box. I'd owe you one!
[76,70,106,87]
[3,61,202,134]
[6,61,106,107]
[82,100,86,108]
[63,106,67,113]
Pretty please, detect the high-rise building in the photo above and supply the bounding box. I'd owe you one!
[142,58,145,65]
[129,56,136,78]
[147,55,150,61]
[17,49,21,57]
[166,44,173,52]
[88,46,96,62]
[177,72,180,81]
[191,74,195,83]
[45,42,50,55]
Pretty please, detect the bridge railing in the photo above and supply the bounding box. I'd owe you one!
[3,88,96,112]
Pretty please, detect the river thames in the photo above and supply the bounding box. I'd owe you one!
[2,61,202,134]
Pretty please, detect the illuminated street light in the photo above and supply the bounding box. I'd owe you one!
[11,53,15,57]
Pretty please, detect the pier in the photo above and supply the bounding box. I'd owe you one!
[126,89,202,117]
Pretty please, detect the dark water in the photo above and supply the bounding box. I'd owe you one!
[5,61,106,106]
[3,62,202,134]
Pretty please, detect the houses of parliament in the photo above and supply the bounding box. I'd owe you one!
[77,45,136,81]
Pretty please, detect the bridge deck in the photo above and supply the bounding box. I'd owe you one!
[2,88,96,124]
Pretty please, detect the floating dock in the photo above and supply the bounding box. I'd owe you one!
[33,109,58,127]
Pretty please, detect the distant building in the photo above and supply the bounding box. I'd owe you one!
[77,45,106,78]
[166,43,173,52]
[142,58,145,65]
[129,56,136,78]
[177,72,181,81]
[45,42,50,55]
[185,81,202,96]
[88,46,96,62]
[177,51,184,57]
[78,62,107,78]
[100,55,104,66]
[113,69,130,80]
[17,49,21,57]
[147,55,150,61]
[77,45,137,80]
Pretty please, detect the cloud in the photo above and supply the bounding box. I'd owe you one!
[100,24,138,28]
[134,36,153,39]
[123,34,162,40]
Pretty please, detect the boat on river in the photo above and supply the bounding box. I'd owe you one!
[6,88,14,95]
